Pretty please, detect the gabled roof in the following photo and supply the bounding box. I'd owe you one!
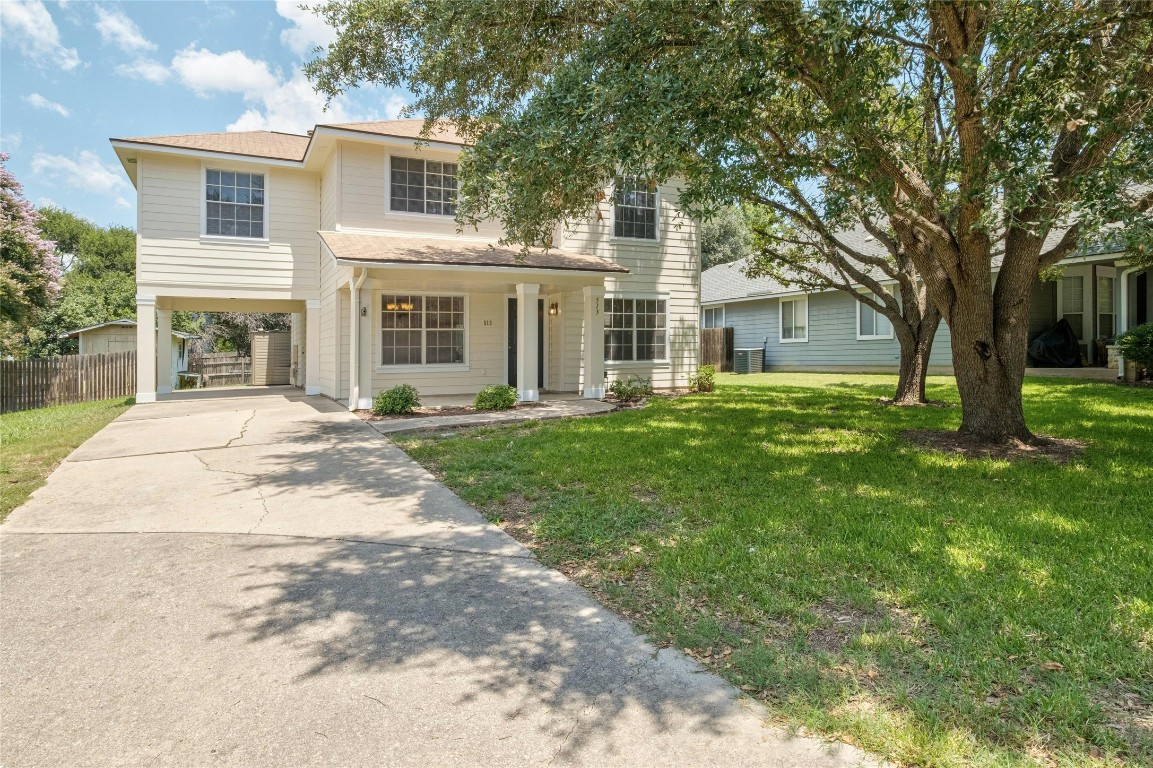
[111,131,311,161]
[318,120,466,145]
[320,231,630,274]
[59,319,199,339]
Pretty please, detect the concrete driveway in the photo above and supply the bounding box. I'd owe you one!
[2,390,877,767]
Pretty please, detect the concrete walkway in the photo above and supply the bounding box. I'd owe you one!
[1,390,878,768]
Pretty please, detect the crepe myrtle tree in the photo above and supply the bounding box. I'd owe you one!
[307,0,1153,441]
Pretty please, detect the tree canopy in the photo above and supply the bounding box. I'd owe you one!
[1,153,61,353]
[308,0,1153,440]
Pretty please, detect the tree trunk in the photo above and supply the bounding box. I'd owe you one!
[945,276,1035,443]
[893,314,940,405]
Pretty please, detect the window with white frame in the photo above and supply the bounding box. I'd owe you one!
[613,176,657,240]
[390,157,458,215]
[703,306,725,329]
[205,170,264,238]
[1098,275,1116,338]
[780,296,808,342]
[857,292,893,339]
[381,295,465,366]
[604,297,667,361]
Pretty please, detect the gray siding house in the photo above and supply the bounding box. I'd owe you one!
[702,247,1151,377]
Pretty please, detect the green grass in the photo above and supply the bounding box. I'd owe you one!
[1,398,133,521]
[396,373,1153,768]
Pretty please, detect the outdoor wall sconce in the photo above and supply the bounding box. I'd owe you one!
[361,306,368,317]
[548,303,560,316]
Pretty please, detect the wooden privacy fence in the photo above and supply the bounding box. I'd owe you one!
[189,352,251,387]
[700,327,735,372]
[0,351,136,414]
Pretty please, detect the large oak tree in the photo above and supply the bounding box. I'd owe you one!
[308,0,1153,441]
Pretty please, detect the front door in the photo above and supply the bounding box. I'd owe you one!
[507,298,545,388]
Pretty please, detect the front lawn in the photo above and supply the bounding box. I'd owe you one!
[397,373,1153,768]
[0,398,132,522]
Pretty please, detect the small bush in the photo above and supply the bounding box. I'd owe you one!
[1118,322,1153,373]
[689,364,717,393]
[372,383,420,415]
[607,374,653,403]
[474,385,518,410]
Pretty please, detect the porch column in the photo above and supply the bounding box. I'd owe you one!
[348,271,371,410]
[305,299,321,395]
[582,285,605,399]
[156,307,173,394]
[516,283,540,401]
[135,294,157,403]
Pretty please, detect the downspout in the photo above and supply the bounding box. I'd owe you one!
[1117,265,1138,379]
[348,268,368,410]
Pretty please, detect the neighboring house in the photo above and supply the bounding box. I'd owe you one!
[110,121,699,406]
[59,318,197,390]
[702,243,1151,376]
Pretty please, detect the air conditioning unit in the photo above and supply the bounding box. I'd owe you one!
[733,348,764,374]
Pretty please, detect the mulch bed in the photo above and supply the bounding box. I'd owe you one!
[902,429,1086,463]
[357,402,545,421]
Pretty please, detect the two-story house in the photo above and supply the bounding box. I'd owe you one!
[110,120,700,408]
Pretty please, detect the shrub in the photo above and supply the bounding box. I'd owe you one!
[474,385,518,410]
[689,364,717,393]
[1117,322,1153,373]
[372,383,420,415]
[607,374,653,403]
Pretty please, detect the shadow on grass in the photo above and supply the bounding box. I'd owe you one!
[396,376,1153,765]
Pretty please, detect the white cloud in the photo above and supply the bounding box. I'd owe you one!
[383,93,409,120]
[226,71,370,134]
[25,93,71,118]
[31,149,130,208]
[94,6,155,52]
[0,0,81,70]
[1,132,24,152]
[171,47,279,96]
[116,57,170,84]
[276,0,335,57]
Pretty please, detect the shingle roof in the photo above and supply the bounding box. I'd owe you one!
[320,232,629,274]
[318,119,466,145]
[112,131,311,161]
[59,319,199,339]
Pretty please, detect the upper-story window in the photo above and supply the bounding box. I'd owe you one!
[614,175,657,240]
[390,157,458,215]
[206,170,264,238]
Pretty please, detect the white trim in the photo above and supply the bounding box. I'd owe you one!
[385,153,459,219]
[702,304,725,329]
[200,162,271,242]
[309,126,464,156]
[608,175,661,244]
[332,258,621,279]
[306,299,322,310]
[111,140,303,168]
[855,291,894,341]
[779,295,809,343]
[136,392,157,404]
[375,290,470,370]
[603,293,671,364]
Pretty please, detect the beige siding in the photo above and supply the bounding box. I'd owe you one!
[137,153,319,298]
[337,141,503,239]
[367,292,507,397]
[320,146,340,231]
[558,181,700,389]
[79,326,136,355]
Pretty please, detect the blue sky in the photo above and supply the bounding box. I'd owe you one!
[1,0,412,229]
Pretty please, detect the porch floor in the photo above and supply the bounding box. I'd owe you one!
[365,396,615,436]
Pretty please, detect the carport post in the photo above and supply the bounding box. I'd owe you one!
[136,294,157,403]
[156,308,172,394]
[305,299,321,395]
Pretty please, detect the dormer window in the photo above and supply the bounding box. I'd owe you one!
[613,175,657,240]
[205,170,264,238]
[390,157,457,215]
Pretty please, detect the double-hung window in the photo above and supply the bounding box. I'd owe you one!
[604,298,667,362]
[1059,275,1084,336]
[390,157,458,215]
[857,292,893,340]
[1098,275,1116,338]
[381,295,465,366]
[205,170,265,238]
[613,176,657,240]
[780,296,808,342]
